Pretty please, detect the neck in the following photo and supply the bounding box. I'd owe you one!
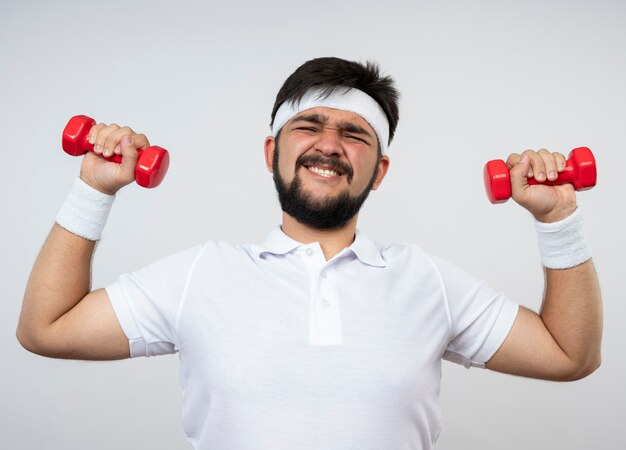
[281,213,358,260]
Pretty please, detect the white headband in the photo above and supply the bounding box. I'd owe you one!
[271,87,390,154]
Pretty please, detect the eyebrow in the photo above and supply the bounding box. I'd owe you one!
[291,113,374,140]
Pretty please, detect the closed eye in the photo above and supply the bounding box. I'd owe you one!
[295,126,319,132]
[345,134,367,143]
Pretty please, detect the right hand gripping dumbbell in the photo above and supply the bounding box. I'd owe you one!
[483,147,597,204]
[62,115,170,188]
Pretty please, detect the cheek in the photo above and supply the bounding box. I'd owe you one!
[280,159,297,182]
[353,157,378,181]
[274,150,299,182]
[276,139,310,173]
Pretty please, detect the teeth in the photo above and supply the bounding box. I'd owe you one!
[308,166,339,177]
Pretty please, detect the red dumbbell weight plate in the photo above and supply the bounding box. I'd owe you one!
[135,147,170,188]
[62,115,96,156]
[484,159,511,204]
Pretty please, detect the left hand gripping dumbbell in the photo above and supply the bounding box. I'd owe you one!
[483,147,597,204]
[62,115,170,188]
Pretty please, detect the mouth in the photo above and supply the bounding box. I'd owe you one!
[304,164,343,178]
[297,155,352,182]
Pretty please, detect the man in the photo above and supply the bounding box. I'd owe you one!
[17,57,602,449]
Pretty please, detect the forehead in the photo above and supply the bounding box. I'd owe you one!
[290,107,376,134]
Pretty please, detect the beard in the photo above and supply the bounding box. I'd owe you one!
[272,143,379,230]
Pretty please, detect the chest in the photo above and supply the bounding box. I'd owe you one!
[177,259,450,407]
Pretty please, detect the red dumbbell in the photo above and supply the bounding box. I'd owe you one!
[484,147,597,204]
[62,115,170,188]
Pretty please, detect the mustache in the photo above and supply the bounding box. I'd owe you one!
[296,154,353,181]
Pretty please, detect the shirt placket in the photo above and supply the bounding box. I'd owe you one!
[300,245,343,346]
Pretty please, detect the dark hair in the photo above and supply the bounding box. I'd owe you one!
[270,57,400,146]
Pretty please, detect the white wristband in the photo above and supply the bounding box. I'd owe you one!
[535,208,592,269]
[56,178,115,241]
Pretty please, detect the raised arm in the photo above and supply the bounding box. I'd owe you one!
[17,124,149,360]
[485,149,602,381]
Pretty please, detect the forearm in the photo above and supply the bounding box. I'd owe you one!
[17,225,96,350]
[540,260,602,377]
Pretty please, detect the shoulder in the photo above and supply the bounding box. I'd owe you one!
[377,240,434,266]
[188,240,265,268]
[200,240,258,256]
[374,240,484,293]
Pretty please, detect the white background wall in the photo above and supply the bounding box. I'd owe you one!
[1,0,624,448]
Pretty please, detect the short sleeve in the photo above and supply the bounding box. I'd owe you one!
[106,244,205,358]
[432,256,519,368]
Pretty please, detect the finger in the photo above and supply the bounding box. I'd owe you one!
[505,152,521,169]
[524,149,547,182]
[87,123,107,153]
[554,152,567,172]
[103,126,134,158]
[87,123,106,148]
[94,123,120,156]
[538,148,558,181]
[103,126,133,158]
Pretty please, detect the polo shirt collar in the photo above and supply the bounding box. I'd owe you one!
[254,226,387,268]
[350,229,387,267]
[255,226,303,256]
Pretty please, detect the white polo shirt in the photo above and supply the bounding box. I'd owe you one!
[106,227,519,450]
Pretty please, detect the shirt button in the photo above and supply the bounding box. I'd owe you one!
[321,299,331,308]
[321,272,328,279]
[306,248,314,256]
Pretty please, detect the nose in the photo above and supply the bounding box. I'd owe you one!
[314,128,343,157]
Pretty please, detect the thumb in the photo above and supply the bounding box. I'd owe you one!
[119,134,139,182]
[509,153,531,200]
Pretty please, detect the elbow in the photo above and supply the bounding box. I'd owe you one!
[16,326,36,354]
[578,354,602,380]
[16,323,54,357]
[16,305,44,355]
[16,305,63,357]
[561,354,602,382]
[16,325,42,355]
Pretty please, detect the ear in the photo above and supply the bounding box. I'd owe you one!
[264,136,275,173]
[371,155,390,190]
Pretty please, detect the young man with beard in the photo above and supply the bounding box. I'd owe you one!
[17,57,602,449]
